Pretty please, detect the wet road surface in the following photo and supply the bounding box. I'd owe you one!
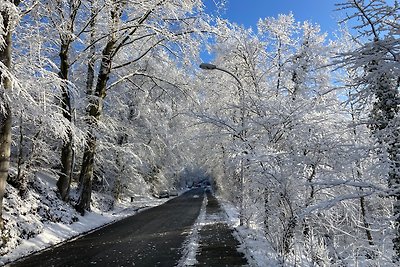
[9,188,205,267]
[195,192,248,267]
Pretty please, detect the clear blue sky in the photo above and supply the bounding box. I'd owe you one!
[203,0,344,35]
[200,0,352,62]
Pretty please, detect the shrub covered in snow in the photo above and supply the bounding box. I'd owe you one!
[1,173,78,256]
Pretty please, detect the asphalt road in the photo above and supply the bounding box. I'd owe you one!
[9,188,205,267]
[195,192,247,267]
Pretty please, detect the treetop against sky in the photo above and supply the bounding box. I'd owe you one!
[202,0,397,34]
[204,0,339,32]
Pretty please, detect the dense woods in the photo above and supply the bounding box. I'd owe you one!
[0,0,399,266]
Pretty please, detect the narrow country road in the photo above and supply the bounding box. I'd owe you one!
[195,192,247,267]
[9,188,205,267]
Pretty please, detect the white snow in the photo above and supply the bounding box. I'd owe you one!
[218,197,283,267]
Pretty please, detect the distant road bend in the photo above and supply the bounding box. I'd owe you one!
[10,188,205,267]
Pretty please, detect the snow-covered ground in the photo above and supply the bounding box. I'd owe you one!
[218,197,398,267]
[218,197,282,267]
[0,172,169,266]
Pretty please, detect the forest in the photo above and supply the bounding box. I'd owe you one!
[0,0,399,266]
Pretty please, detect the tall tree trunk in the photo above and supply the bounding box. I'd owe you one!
[57,41,73,201]
[303,163,316,238]
[0,0,19,230]
[78,0,97,189]
[359,193,374,246]
[76,39,115,215]
[86,1,96,97]
[55,0,82,201]
[76,0,154,214]
[0,107,11,231]
[76,0,126,215]
[388,130,400,257]
[76,130,96,214]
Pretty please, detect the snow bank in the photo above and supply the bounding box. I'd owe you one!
[0,172,168,266]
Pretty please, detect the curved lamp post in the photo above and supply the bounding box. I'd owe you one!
[199,63,244,130]
[199,63,243,88]
[199,62,246,226]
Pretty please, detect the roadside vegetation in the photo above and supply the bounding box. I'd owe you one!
[0,1,399,266]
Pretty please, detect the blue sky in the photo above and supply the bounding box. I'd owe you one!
[203,0,344,35]
[200,0,350,62]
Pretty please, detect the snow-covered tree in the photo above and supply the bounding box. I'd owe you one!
[196,11,397,264]
[32,0,86,201]
[0,0,20,231]
[337,0,400,259]
[75,0,208,214]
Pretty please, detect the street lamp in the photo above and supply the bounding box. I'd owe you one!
[199,63,243,88]
[199,62,245,138]
[199,63,217,70]
[199,62,246,226]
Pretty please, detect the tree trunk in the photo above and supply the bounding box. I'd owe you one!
[76,131,96,215]
[263,187,269,233]
[76,39,115,215]
[0,2,16,230]
[57,41,73,201]
[303,163,316,238]
[58,137,73,200]
[388,130,400,258]
[14,114,27,196]
[76,0,125,214]
[86,2,96,97]
[78,1,96,189]
[0,106,11,230]
[283,216,297,255]
[359,194,374,246]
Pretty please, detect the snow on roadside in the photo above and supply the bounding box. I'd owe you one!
[1,212,113,265]
[1,199,168,266]
[217,197,282,267]
[176,193,207,267]
[0,171,170,266]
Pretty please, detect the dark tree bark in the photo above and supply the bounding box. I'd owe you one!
[76,1,154,214]
[76,131,96,214]
[77,0,96,192]
[76,35,115,215]
[55,0,82,201]
[86,1,96,97]
[57,41,73,201]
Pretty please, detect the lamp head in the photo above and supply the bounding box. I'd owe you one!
[199,63,217,70]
